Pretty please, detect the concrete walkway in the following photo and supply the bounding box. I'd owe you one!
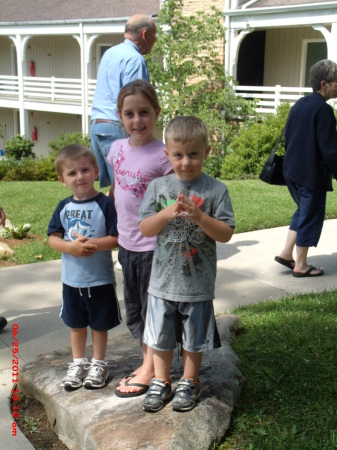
[1,220,337,449]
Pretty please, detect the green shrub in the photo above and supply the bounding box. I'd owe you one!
[0,132,90,181]
[48,131,90,156]
[5,135,35,159]
[0,158,19,180]
[221,103,291,180]
[2,156,57,181]
[203,152,225,179]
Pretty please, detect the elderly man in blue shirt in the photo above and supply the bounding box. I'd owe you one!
[90,14,157,188]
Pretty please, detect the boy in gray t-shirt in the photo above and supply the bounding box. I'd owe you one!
[139,116,235,412]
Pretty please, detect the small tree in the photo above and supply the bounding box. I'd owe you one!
[48,131,90,155]
[146,0,257,173]
[5,135,35,159]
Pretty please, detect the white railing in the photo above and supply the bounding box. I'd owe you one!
[0,75,19,98]
[2,75,329,113]
[234,85,312,113]
[23,77,83,104]
[0,75,89,105]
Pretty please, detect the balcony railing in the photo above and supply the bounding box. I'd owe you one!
[234,85,312,113]
[2,75,335,114]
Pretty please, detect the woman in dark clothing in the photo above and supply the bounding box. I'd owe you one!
[275,59,337,277]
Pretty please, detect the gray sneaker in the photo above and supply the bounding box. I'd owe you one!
[143,378,172,412]
[172,377,201,411]
[62,359,88,390]
[83,361,109,389]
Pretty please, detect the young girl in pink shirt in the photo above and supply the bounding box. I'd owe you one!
[107,80,172,397]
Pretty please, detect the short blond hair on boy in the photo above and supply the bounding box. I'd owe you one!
[164,116,208,148]
[54,144,98,176]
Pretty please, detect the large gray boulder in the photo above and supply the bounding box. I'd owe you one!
[19,314,244,450]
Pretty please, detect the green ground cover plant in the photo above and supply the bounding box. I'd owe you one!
[219,291,337,450]
[1,179,337,266]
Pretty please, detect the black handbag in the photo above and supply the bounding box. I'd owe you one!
[259,129,286,186]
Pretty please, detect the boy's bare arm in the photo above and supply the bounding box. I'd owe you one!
[193,213,234,242]
[85,234,118,251]
[107,177,115,200]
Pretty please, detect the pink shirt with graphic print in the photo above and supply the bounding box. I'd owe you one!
[107,138,172,251]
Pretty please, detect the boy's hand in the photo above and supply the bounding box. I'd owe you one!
[178,194,202,223]
[71,232,97,257]
[163,196,181,220]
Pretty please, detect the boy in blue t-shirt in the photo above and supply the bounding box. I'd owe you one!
[48,144,121,390]
[139,116,235,412]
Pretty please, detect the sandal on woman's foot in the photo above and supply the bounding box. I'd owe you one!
[292,266,323,278]
[172,377,201,412]
[275,256,295,270]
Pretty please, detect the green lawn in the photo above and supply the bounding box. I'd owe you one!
[2,179,337,265]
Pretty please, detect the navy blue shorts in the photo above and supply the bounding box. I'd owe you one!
[118,246,153,339]
[286,180,326,247]
[60,283,122,331]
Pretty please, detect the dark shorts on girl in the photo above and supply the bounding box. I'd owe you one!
[118,245,153,339]
[60,283,122,331]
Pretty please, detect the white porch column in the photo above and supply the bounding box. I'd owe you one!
[72,27,87,135]
[73,29,98,135]
[313,24,337,63]
[8,34,30,137]
[230,29,252,80]
[85,33,99,132]
[329,23,337,62]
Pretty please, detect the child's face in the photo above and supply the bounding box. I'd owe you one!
[58,156,98,200]
[118,93,160,147]
[164,138,210,182]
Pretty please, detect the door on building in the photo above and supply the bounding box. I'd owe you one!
[237,31,266,86]
[303,41,327,87]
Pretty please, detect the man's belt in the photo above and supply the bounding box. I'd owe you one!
[92,119,118,124]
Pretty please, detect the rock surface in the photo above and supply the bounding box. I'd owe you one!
[0,241,14,258]
[19,314,244,450]
[0,219,14,258]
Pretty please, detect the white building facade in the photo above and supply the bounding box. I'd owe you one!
[0,0,336,157]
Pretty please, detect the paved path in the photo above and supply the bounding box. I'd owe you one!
[1,220,337,449]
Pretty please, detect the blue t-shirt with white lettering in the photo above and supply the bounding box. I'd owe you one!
[48,192,117,287]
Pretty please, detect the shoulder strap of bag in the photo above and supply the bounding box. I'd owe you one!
[271,105,294,155]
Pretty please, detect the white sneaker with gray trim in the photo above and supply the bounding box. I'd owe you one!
[83,361,109,389]
[62,359,88,390]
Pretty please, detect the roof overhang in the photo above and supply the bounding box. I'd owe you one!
[224,1,337,29]
[0,17,133,37]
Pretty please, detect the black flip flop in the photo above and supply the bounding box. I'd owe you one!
[118,373,136,386]
[292,266,323,278]
[115,380,149,398]
[275,256,295,270]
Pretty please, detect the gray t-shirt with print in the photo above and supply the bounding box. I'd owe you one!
[139,173,235,302]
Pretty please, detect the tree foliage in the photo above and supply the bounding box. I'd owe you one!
[146,0,257,169]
